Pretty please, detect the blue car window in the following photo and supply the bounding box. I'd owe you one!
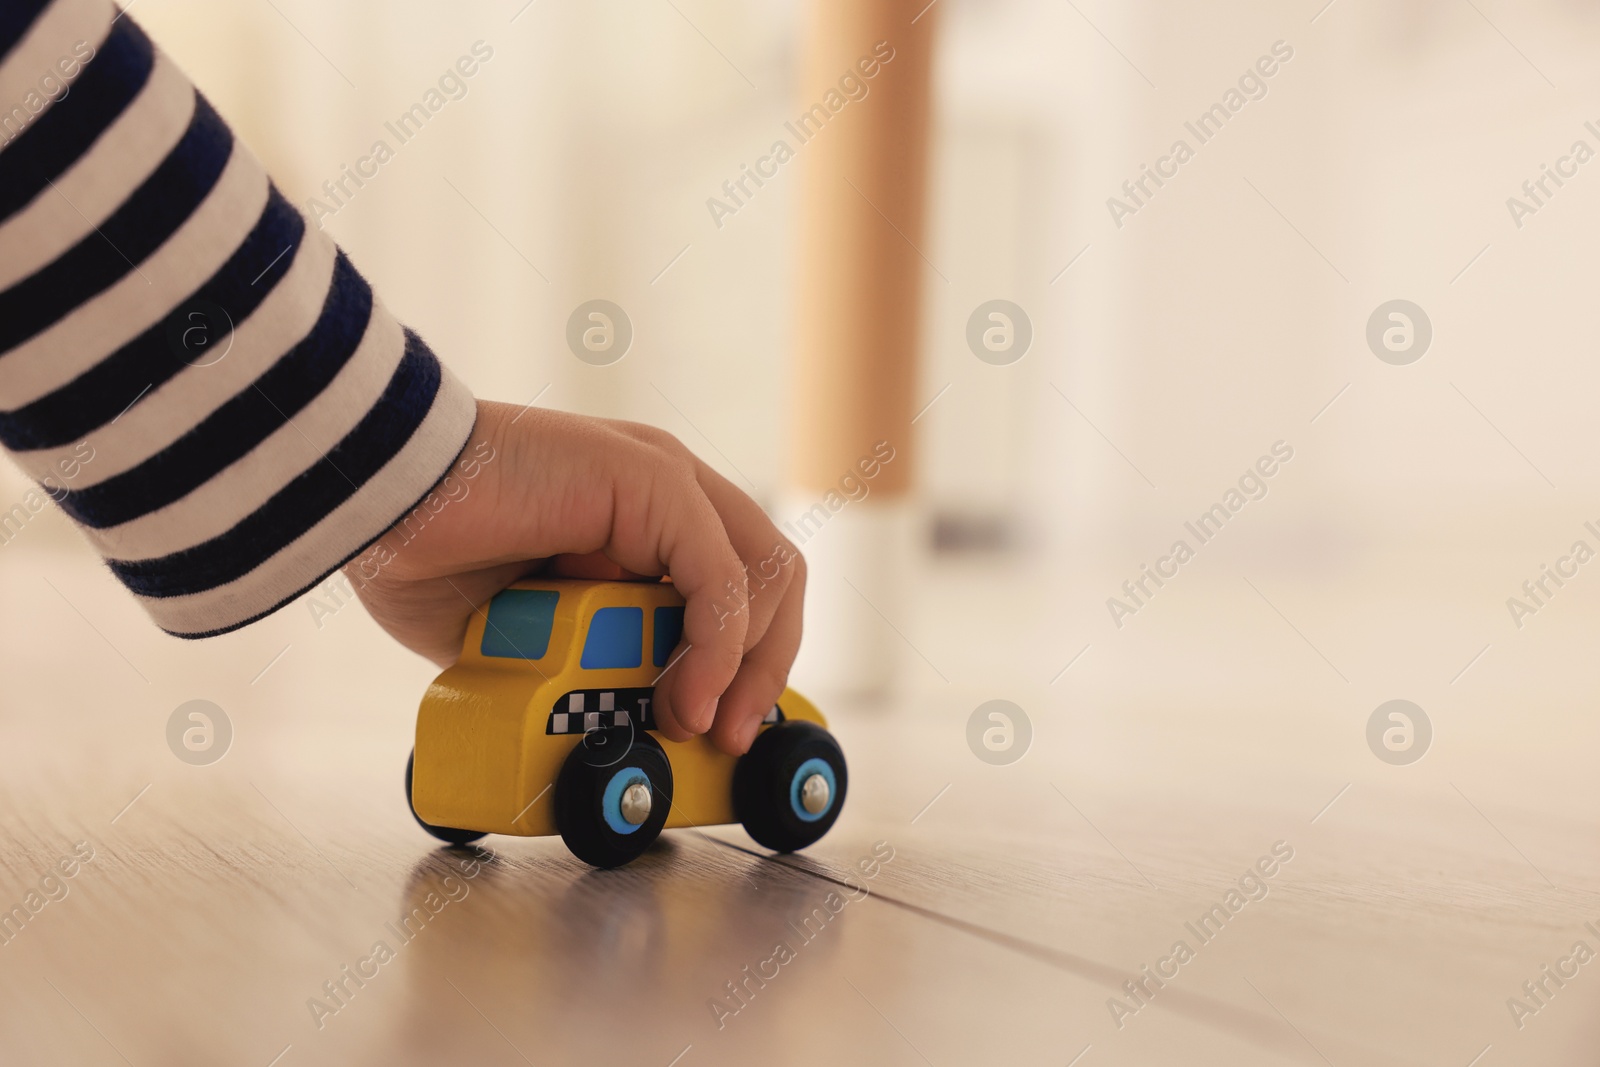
[581,607,643,669]
[481,589,559,660]
[652,606,684,668]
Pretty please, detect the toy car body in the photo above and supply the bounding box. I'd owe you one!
[408,578,847,867]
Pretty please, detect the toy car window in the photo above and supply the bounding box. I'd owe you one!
[652,606,684,667]
[480,589,559,660]
[581,607,643,669]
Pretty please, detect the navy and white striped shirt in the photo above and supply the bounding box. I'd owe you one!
[0,0,478,636]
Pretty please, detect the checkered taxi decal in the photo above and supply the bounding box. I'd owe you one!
[547,691,784,735]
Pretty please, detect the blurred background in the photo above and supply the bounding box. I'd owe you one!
[5,0,1597,714]
[5,1,1600,1062]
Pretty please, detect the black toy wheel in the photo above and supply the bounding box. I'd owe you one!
[554,728,673,868]
[405,750,488,846]
[733,720,847,852]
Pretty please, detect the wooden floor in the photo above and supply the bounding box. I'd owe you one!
[0,536,1597,1066]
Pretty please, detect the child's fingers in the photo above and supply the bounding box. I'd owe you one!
[687,457,801,661]
[684,457,806,750]
[706,549,805,755]
[593,428,752,740]
[543,551,652,581]
[598,423,804,744]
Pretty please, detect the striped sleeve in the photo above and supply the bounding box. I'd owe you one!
[0,0,478,637]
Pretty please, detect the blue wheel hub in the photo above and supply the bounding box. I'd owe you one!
[789,758,836,822]
[602,767,651,835]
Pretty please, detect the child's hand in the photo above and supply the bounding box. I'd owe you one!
[345,400,804,756]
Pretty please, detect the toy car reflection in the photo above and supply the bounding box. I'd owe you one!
[406,578,847,868]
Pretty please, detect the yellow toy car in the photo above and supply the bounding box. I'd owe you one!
[405,577,848,868]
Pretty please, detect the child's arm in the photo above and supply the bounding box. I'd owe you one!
[0,0,803,754]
